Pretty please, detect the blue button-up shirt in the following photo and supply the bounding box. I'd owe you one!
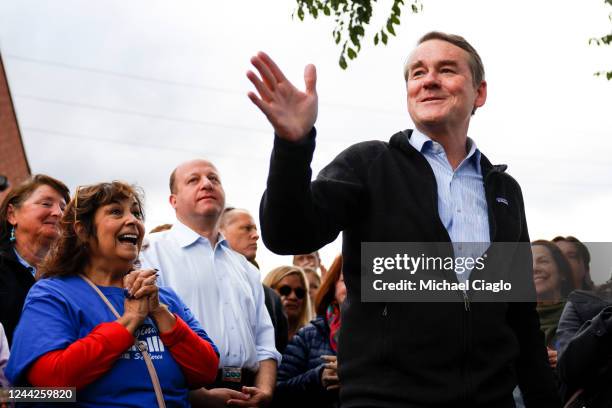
[140,221,281,370]
[409,129,490,281]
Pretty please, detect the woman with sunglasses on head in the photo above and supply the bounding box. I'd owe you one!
[5,181,219,407]
[0,174,70,347]
[264,265,312,342]
[272,255,345,408]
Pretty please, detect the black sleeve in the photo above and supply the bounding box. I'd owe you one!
[260,129,366,254]
[506,184,561,408]
[263,285,288,354]
[556,301,583,359]
[558,306,612,388]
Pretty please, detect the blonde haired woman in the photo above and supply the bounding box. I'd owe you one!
[264,266,312,341]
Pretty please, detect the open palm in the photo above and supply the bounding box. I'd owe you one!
[247,51,318,142]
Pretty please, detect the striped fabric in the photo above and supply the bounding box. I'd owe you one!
[408,129,491,281]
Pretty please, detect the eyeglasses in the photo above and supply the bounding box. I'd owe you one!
[278,285,306,299]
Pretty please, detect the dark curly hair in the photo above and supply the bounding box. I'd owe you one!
[39,181,144,278]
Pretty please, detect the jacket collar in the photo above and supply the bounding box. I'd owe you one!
[392,129,508,177]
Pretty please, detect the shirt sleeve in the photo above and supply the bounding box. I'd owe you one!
[159,314,219,388]
[5,281,84,385]
[27,322,133,389]
[247,262,281,365]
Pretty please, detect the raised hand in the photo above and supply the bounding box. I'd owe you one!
[247,51,318,142]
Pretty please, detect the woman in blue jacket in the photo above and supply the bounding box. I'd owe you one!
[274,255,345,408]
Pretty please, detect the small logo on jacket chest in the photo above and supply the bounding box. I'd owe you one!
[496,197,509,206]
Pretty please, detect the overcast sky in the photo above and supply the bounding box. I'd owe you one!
[1,0,611,281]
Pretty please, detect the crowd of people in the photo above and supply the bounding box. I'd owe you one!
[1,30,611,408]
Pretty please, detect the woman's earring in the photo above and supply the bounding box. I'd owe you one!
[9,226,16,243]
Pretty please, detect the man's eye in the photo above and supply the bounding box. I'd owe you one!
[412,70,425,78]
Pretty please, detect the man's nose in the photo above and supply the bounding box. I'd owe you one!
[201,178,213,190]
[252,230,260,241]
[422,71,441,88]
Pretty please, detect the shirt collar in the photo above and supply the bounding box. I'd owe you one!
[13,247,36,276]
[408,128,482,173]
[170,219,228,249]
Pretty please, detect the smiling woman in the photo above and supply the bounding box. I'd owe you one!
[5,181,220,407]
[531,239,574,370]
[0,174,70,346]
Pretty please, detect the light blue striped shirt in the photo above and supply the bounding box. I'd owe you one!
[408,129,490,281]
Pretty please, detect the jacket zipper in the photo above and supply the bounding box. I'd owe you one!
[462,290,471,311]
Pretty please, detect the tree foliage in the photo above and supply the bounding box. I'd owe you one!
[589,0,612,80]
[294,0,423,69]
[294,0,610,79]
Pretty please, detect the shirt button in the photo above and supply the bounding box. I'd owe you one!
[457,209,462,213]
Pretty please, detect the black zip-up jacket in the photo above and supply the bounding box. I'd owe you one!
[260,129,560,408]
[0,245,35,346]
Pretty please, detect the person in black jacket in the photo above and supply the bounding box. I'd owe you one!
[556,281,612,406]
[0,174,70,346]
[247,31,561,408]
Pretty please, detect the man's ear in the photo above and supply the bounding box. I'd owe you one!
[169,194,177,209]
[474,80,487,109]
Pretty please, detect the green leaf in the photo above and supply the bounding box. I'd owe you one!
[387,21,396,36]
[374,33,379,45]
[323,6,331,16]
[347,47,357,59]
[335,30,341,44]
[391,14,400,25]
[349,28,361,48]
[339,55,348,69]
[381,31,388,45]
[297,7,305,20]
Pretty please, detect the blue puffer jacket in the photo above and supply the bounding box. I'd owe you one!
[273,316,339,408]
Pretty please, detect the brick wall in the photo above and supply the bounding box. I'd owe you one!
[0,53,30,204]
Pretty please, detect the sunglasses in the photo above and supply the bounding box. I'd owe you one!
[278,285,306,299]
